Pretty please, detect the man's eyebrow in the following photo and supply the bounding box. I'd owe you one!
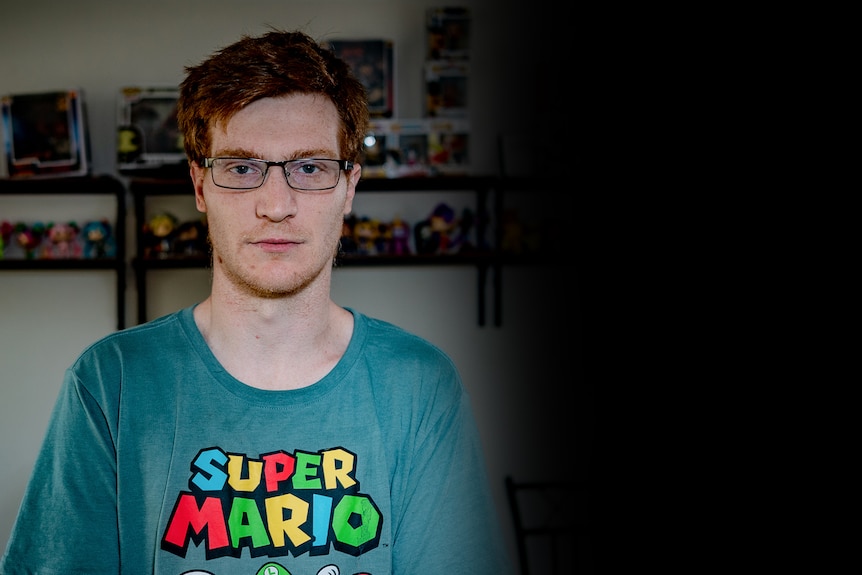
[212,147,257,158]
[290,148,337,159]
[210,148,337,160]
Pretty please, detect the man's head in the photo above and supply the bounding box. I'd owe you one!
[176,29,369,167]
[178,29,369,299]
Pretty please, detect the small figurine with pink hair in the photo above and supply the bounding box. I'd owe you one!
[42,222,82,259]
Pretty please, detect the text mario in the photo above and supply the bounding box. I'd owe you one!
[161,446,383,560]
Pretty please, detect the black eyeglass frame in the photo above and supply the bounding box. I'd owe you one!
[202,157,355,191]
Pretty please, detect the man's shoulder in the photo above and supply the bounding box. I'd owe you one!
[352,311,459,378]
[73,307,190,365]
[358,312,445,354]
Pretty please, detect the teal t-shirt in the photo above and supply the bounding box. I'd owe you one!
[1,306,513,574]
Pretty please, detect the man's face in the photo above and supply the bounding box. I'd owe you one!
[190,94,359,298]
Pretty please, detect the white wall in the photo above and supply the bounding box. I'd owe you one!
[0,0,586,565]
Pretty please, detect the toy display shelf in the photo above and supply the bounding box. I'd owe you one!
[0,174,127,330]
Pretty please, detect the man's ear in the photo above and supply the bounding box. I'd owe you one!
[189,163,207,213]
[349,162,362,187]
[343,162,362,215]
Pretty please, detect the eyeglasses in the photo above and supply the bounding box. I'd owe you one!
[203,157,354,191]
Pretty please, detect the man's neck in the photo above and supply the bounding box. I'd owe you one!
[193,293,353,390]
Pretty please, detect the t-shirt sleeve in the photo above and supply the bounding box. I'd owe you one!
[388,361,515,574]
[0,365,120,573]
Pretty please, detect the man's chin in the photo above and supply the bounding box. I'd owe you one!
[235,271,319,299]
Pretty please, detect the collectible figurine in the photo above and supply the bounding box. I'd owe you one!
[353,217,380,255]
[15,222,46,260]
[448,207,475,254]
[42,221,82,259]
[430,203,456,253]
[389,216,411,255]
[142,212,178,258]
[171,218,208,257]
[374,220,391,254]
[0,220,13,259]
[413,218,434,255]
[340,214,358,254]
[81,219,115,259]
[414,203,456,255]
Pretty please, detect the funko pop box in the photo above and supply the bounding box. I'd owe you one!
[116,86,186,174]
[1,89,90,179]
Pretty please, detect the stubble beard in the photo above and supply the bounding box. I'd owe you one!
[211,234,339,300]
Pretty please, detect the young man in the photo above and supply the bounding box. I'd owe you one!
[0,30,512,574]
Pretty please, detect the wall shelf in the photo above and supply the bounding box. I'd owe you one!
[0,258,123,270]
[355,176,496,326]
[0,174,128,330]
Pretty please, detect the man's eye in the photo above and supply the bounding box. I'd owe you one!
[227,162,261,176]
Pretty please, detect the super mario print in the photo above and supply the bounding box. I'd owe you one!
[162,445,382,571]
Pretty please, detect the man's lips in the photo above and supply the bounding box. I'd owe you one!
[252,238,300,252]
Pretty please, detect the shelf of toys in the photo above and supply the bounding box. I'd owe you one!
[0,174,128,330]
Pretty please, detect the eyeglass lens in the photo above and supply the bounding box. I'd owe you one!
[211,158,342,190]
